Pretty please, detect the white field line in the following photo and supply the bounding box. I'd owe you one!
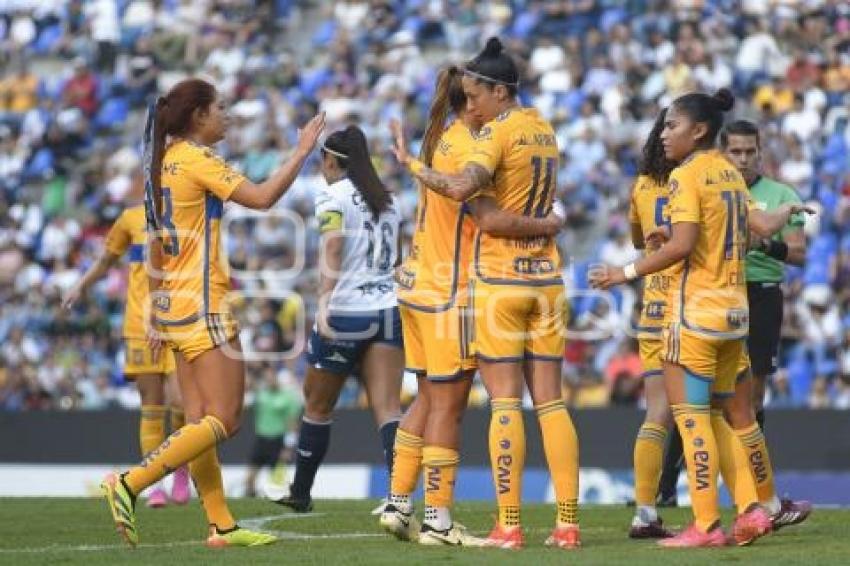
[0,512,382,554]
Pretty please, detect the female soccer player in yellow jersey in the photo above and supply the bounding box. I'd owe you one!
[382,65,563,547]
[590,89,812,548]
[626,108,678,539]
[64,172,191,509]
[391,38,580,550]
[100,78,325,548]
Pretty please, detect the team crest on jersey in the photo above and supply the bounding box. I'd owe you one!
[668,179,680,197]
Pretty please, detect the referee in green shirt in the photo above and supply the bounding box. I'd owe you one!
[721,120,807,429]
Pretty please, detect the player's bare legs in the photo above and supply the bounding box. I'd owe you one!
[361,342,404,431]
[362,342,404,510]
[274,365,346,512]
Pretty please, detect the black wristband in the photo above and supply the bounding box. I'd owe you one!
[764,239,789,261]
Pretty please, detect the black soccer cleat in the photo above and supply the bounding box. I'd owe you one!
[272,486,313,513]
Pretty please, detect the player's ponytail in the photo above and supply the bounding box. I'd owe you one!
[638,107,676,185]
[420,65,465,166]
[145,78,217,231]
[671,88,735,148]
[323,125,391,220]
[464,37,519,96]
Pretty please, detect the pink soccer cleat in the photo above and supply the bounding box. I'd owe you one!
[170,466,191,505]
[658,523,728,548]
[483,524,524,550]
[731,506,772,546]
[146,487,168,508]
[545,524,581,549]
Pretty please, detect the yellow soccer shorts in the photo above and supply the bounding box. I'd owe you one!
[399,302,476,381]
[638,334,663,379]
[158,313,239,362]
[470,278,566,362]
[662,322,746,398]
[123,338,177,376]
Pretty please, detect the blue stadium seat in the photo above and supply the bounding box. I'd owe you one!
[23,148,54,180]
[802,262,830,286]
[94,97,129,130]
[787,355,811,407]
[33,24,63,55]
[312,20,337,47]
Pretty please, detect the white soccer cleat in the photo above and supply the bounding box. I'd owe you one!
[418,522,486,547]
[371,498,389,515]
[379,503,420,542]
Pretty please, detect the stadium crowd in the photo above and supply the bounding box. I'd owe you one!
[1,0,850,412]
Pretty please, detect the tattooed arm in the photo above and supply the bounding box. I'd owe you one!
[389,119,492,202]
[410,162,492,202]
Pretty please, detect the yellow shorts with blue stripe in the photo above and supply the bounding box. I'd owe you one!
[399,303,476,381]
[638,335,663,379]
[158,313,239,362]
[470,278,566,362]
[123,338,176,376]
[662,322,747,397]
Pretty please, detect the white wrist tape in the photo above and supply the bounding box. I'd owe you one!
[624,263,639,281]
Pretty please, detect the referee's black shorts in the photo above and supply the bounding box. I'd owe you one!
[746,282,784,377]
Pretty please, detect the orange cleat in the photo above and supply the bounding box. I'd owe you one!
[731,506,772,546]
[483,524,524,550]
[545,524,581,549]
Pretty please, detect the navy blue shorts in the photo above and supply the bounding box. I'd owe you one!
[307,307,403,375]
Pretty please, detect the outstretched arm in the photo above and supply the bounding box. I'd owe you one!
[62,250,120,309]
[229,113,326,210]
[467,196,563,238]
[748,203,813,239]
[589,222,698,289]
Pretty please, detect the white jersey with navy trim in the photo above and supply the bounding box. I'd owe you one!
[315,178,400,312]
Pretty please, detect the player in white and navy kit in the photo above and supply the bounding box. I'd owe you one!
[274,125,403,512]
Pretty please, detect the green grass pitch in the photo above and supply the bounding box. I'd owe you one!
[0,498,847,565]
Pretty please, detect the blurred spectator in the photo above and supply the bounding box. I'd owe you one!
[0,0,847,411]
[62,58,99,118]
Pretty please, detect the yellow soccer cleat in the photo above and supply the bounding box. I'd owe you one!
[100,473,139,548]
[206,526,279,548]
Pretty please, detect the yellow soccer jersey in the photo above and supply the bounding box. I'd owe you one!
[153,140,246,325]
[466,107,562,284]
[104,206,149,339]
[628,174,680,334]
[667,150,754,337]
[397,120,476,310]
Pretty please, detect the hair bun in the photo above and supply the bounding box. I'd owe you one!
[712,88,734,112]
[482,37,504,58]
